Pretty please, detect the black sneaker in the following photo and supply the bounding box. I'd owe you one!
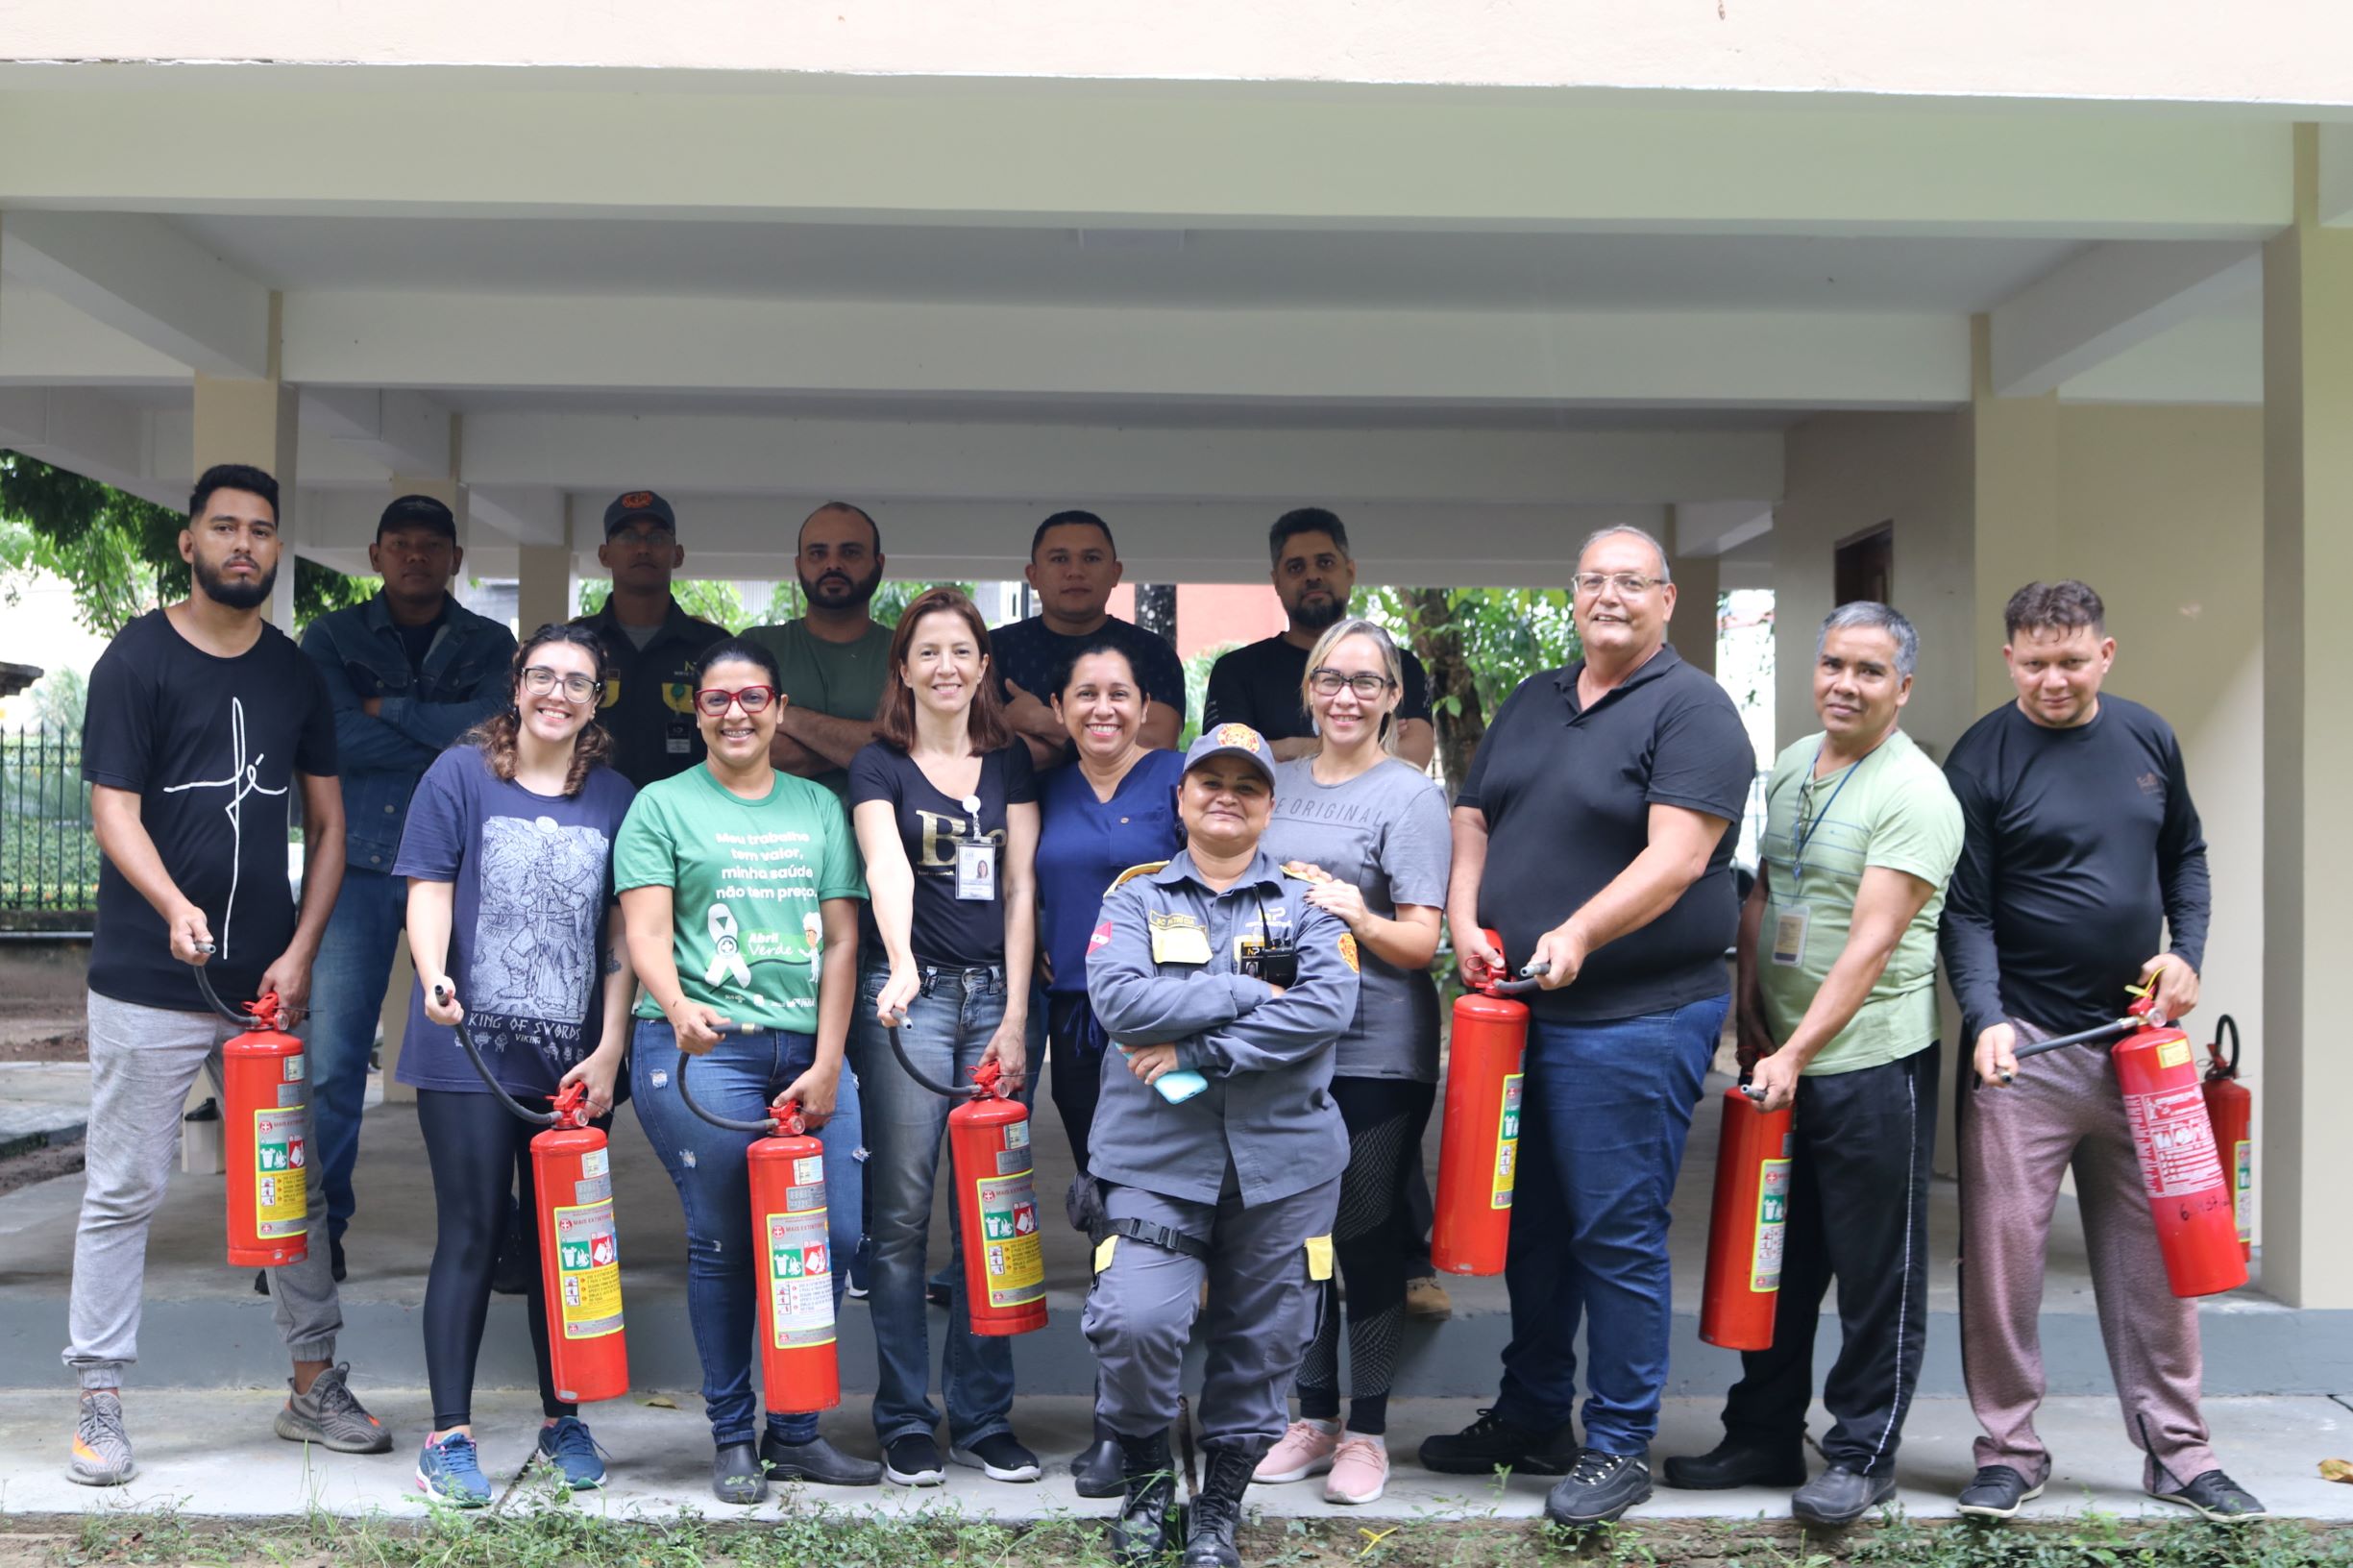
[2147,1469,2266,1522]
[885,1433,945,1486]
[1416,1408,1576,1476]
[1955,1464,2042,1520]
[1662,1439,1807,1490]
[1543,1448,1653,1527]
[952,1432,1042,1482]
[759,1431,883,1486]
[1790,1464,1898,1526]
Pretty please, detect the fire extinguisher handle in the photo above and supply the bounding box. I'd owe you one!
[435,984,557,1126]
[673,1049,783,1134]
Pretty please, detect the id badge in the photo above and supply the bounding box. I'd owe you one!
[665,717,694,755]
[955,841,997,901]
[1770,903,1810,968]
[1148,919,1213,966]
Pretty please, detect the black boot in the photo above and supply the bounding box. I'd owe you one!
[1110,1432,1177,1565]
[1073,1433,1126,1499]
[1183,1446,1256,1568]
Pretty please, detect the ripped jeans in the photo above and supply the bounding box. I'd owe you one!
[630,1017,866,1447]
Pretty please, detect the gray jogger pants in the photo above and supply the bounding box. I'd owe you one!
[64,990,343,1388]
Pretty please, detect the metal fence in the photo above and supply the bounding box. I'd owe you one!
[1,724,99,913]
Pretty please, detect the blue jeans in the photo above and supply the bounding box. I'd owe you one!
[307,867,406,1246]
[847,959,1033,1449]
[1495,995,1727,1455]
[629,1017,865,1447]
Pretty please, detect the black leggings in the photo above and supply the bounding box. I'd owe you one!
[1296,1075,1437,1435]
[419,1088,569,1431]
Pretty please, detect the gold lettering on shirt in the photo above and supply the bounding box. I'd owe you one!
[916,811,1006,870]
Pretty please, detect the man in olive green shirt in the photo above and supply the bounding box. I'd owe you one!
[1664,601,1961,1527]
[746,502,897,799]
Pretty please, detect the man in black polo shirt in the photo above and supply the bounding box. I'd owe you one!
[1419,526,1754,1527]
[1203,507,1435,771]
[991,509,1186,771]
[574,490,731,790]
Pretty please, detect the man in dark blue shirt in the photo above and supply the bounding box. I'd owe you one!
[991,510,1185,771]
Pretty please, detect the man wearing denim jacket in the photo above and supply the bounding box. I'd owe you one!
[298,495,515,1275]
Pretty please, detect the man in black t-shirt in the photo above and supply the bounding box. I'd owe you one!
[1202,508,1435,770]
[1419,526,1754,1528]
[65,463,390,1488]
[1940,581,2262,1524]
[990,510,1186,771]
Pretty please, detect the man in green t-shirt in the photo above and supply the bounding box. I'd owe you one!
[745,502,897,800]
[1664,601,1961,1527]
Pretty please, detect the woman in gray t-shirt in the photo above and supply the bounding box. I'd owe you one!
[1256,619,1451,1506]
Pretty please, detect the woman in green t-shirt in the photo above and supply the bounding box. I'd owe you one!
[615,637,876,1502]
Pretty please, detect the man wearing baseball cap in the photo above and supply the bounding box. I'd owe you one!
[575,490,729,790]
[1081,723,1360,1568]
[299,495,517,1279]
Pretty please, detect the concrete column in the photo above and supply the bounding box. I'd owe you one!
[1968,314,2061,717]
[2259,125,2353,1310]
[1665,508,1722,678]
[517,545,573,634]
[191,312,300,629]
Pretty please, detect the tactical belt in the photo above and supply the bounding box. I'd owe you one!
[1106,1216,1211,1260]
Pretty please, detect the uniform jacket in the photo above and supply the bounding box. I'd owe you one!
[299,592,515,870]
[1085,846,1359,1205]
[574,599,730,791]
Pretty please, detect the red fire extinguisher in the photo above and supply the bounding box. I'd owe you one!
[1698,1078,1795,1351]
[441,987,629,1405]
[1432,931,1547,1277]
[886,1023,1048,1336]
[2013,993,2247,1299]
[192,952,309,1269]
[2200,1017,2252,1262]
[675,1048,841,1413]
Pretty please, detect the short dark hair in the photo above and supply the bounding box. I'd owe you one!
[1049,637,1141,701]
[800,501,880,551]
[2003,580,2105,641]
[1031,509,1115,559]
[1269,507,1349,566]
[693,635,784,691]
[188,463,279,524]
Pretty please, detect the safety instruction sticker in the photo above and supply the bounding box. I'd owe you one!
[766,1208,837,1349]
[1750,1158,1792,1292]
[975,1168,1045,1309]
[553,1200,624,1339]
[2232,1139,2253,1244]
[1490,1075,1523,1211]
[2124,1084,2226,1198]
[253,1107,307,1239]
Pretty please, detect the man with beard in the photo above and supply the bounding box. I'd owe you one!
[574,490,729,790]
[66,463,392,1486]
[745,502,897,800]
[1203,510,1435,771]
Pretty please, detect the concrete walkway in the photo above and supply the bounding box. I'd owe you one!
[4,1392,2350,1524]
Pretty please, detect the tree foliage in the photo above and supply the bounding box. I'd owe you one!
[1368,585,1583,789]
[578,576,978,633]
[0,452,378,635]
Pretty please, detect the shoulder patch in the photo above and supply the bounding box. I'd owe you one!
[1108,860,1169,892]
[1337,932,1360,972]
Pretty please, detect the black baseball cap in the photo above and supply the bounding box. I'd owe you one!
[603,490,678,538]
[377,494,458,540]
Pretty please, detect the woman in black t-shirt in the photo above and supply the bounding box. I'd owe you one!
[846,587,1042,1487]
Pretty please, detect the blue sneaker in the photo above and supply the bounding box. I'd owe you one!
[536,1415,607,1490]
[417,1432,492,1507]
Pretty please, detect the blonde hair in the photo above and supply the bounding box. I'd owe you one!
[1298,618,1405,756]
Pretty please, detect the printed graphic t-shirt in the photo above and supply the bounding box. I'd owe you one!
[613,765,867,1033]
[391,746,638,1096]
[847,741,1037,967]
[82,609,338,1011]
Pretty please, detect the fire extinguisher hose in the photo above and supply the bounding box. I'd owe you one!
[434,983,558,1127]
[2208,1014,2241,1078]
[2012,1016,2138,1063]
[188,956,256,1027]
[674,1048,793,1135]
[885,1021,985,1100]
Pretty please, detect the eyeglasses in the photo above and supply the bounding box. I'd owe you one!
[1572,573,1664,597]
[1308,669,1396,699]
[522,666,599,700]
[695,685,776,716]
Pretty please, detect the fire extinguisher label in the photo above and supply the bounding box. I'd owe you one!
[276,1082,304,1108]
[766,1208,837,1349]
[1750,1158,1791,1292]
[1490,1075,1523,1211]
[1007,1119,1030,1149]
[2124,1085,2226,1197]
[976,1170,1046,1308]
[2233,1140,2253,1243]
[252,1107,307,1239]
[282,1055,306,1082]
[582,1147,609,1179]
[553,1200,625,1339]
[794,1154,823,1188]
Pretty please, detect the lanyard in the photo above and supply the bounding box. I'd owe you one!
[1791,740,1875,891]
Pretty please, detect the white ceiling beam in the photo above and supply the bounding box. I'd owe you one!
[2322,124,2353,229]
[0,86,2292,239]
[1988,240,2260,399]
[2056,311,2262,405]
[457,414,1784,508]
[283,292,1967,408]
[0,386,181,505]
[0,210,270,378]
[0,277,190,383]
[469,485,568,548]
[1670,501,1776,557]
[300,387,453,477]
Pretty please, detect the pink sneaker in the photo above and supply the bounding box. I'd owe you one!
[1324,1435,1389,1505]
[1254,1419,1339,1482]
